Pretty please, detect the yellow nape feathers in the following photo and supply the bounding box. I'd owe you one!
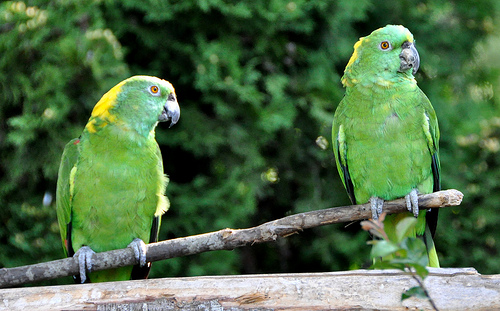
[85,80,126,133]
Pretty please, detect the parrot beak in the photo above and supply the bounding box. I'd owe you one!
[399,41,420,75]
[159,93,180,128]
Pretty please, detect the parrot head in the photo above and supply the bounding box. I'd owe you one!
[342,25,420,87]
[86,75,180,137]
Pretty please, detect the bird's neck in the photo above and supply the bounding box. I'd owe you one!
[83,120,156,149]
[342,67,417,88]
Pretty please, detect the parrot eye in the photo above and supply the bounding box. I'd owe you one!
[149,85,160,96]
[379,41,392,51]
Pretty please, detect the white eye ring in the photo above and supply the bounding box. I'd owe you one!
[148,85,161,96]
[379,40,392,51]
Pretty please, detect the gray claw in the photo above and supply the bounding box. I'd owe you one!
[370,196,384,220]
[405,189,419,217]
[128,238,147,267]
[74,246,95,283]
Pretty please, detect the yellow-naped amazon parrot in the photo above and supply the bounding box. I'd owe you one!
[332,25,440,267]
[56,75,180,282]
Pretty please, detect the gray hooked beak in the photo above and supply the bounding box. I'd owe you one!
[159,92,180,127]
[399,41,420,75]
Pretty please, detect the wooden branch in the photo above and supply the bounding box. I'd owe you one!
[1,268,497,310]
[0,189,463,288]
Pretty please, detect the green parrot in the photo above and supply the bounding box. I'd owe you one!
[332,25,440,267]
[56,75,180,282]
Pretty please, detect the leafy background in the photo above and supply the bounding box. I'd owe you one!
[0,0,499,285]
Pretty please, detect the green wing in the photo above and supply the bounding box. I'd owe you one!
[332,97,356,205]
[56,138,80,256]
[421,89,441,192]
[420,89,441,237]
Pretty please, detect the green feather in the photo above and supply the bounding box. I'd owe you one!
[56,75,178,282]
[332,25,440,267]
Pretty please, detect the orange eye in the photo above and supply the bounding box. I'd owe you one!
[150,85,159,94]
[379,41,391,50]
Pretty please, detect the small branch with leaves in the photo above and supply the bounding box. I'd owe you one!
[361,213,440,311]
[0,189,463,288]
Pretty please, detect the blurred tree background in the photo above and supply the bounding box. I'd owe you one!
[1,0,499,285]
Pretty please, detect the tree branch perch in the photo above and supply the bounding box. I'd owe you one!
[0,189,463,288]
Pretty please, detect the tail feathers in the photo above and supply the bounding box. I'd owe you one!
[424,225,440,268]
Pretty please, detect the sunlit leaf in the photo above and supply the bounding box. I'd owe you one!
[395,217,417,243]
[370,240,400,258]
[402,286,428,301]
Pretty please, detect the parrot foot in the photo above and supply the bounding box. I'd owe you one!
[369,196,384,220]
[128,238,148,267]
[74,246,95,283]
[405,189,419,217]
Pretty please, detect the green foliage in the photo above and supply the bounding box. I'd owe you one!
[364,216,429,277]
[0,0,499,286]
[361,215,434,307]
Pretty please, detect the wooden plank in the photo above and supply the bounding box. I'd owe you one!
[0,267,498,310]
